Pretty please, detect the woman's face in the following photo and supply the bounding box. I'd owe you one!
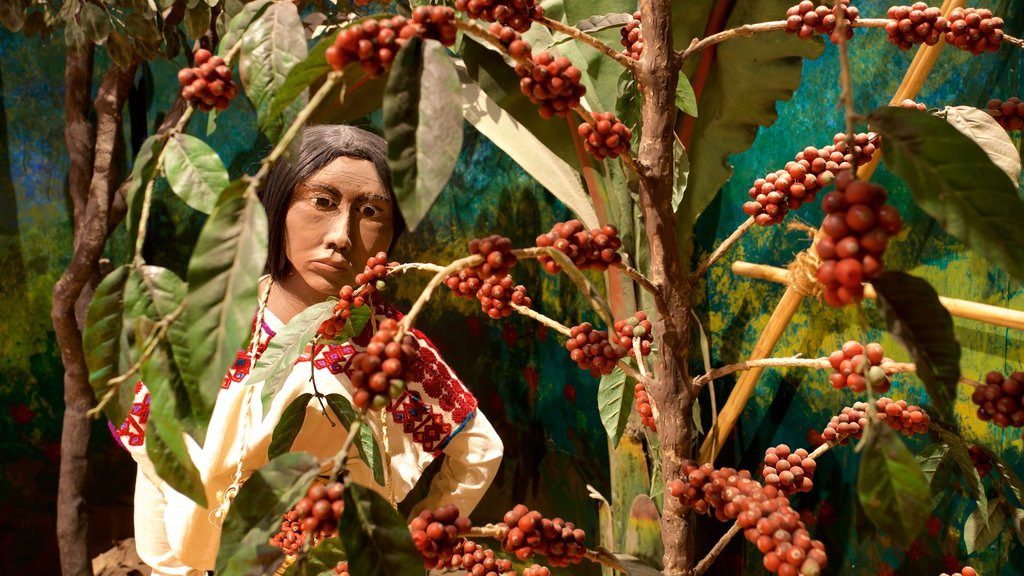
[282,156,395,302]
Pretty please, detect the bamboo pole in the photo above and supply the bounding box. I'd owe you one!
[698,0,965,463]
[732,261,1024,331]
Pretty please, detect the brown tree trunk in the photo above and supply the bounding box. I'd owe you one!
[54,60,138,576]
[635,1,695,574]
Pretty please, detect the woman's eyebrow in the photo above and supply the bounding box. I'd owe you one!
[359,190,392,204]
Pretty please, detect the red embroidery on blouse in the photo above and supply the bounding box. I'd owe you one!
[116,381,151,447]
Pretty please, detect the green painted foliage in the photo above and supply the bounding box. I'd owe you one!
[163,133,229,215]
[857,423,930,546]
[340,484,422,576]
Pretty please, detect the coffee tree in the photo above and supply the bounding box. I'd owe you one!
[14,0,1024,574]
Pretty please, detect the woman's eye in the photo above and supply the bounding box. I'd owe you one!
[359,205,381,218]
[312,196,336,209]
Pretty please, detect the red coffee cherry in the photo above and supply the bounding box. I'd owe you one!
[454,0,543,33]
[524,565,552,576]
[986,97,1024,131]
[448,539,513,575]
[783,0,859,42]
[578,112,632,160]
[885,4,948,49]
[499,507,587,567]
[898,98,928,111]
[446,267,484,300]
[634,382,656,431]
[945,7,1004,55]
[968,444,992,478]
[614,311,653,358]
[827,341,890,393]
[469,235,517,280]
[487,22,533,61]
[515,51,587,118]
[178,49,239,112]
[620,11,644,60]
[348,318,419,409]
[970,370,1024,428]
[333,561,349,576]
[409,504,472,569]
[820,398,931,445]
[326,8,457,77]
[535,220,622,273]
[476,275,533,319]
[762,444,815,495]
[318,284,362,341]
[270,480,347,553]
[565,322,627,377]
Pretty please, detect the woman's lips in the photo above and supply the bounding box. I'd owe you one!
[310,261,349,274]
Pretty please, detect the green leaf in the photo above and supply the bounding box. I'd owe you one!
[65,19,87,54]
[268,29,337,122]
[869,106,1024,283]
[269,393,313,460]
[126,134,169,246]
[107,31,134,68]
[672,140,690,215]
[240,0,308,143]
[872,272,961,424]
[916,443,948,488]
[325,394,385,486]
[574,12,633,33]
[184,2,211,40]
[597,368,632,447]
[81,2,109,45]
[856,423,931,546]
[186,190,268,415]
[933,427,986,518]
[1012,507,1024,546]
[675,74,697,118]
[83,265,132,424]
[163,133,229,214]
[283,536,347,576]
[340,484,423,576]
[218,0,274,57]
[943,105,1021,187]
[677,0,823,226]
[978,444,1024,508]
[216,452,320,575]
[965,499,1005,554]
[383,37,463,232]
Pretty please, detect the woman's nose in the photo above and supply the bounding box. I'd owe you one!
[323,209,353,251]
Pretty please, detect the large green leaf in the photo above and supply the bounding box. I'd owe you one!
[186,190,268,414]
[872,272,961,424]
[340,484,422,576]
[126,134,169,246]
[283,536,346,576]
[163,133,229,215]
[81,2,110,45]
[83,265,132,424]
[268,29,337,122]
[943,105,1021,187]
[240,0,308,143]
[383,38,463,232]
[933,427,987,518]
[678,0,824,225]
[597,367,632,447]
[870,106,1024,283]
[326,394,385,486]
[857,423,931,546]
[184,2,211,41]
[218,0,273,56]
[965,499,1005,554]
[268,393,313,460]
[916,442,950,510]
[216,452,320,575]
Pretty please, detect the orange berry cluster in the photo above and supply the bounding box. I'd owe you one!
[784,0,860,42]
[971,370,1024,428]
[523,565,551,576]
[445,267,484,300]
[565,322,627,377]
[820,398,931,444]
[332,561,349,575]
[986,97,1024,131]
[669,461,828,575]
[447,539,513,575]
[620,11,643,60]
[946,7,1004,55]
[409,504,473,569]
[454,0,543,33]
[515,52,586,119]
[941,568,978,576]
[326,7,457,77]
[270,482,346,554]
[177,49,238,112]
[318,284,365,341]
[815,173,901,307]
[613,311,653,358]
[827,341,890,393]
[761,445,816,496]
[500,505,588,566]
[899,98,928,111]
[477,275,532,319]
[820,403,868,445]
[743,132,877,225]
[535,220,622,273]
[487,22,532,59]
[885,4,948,49]
[349,319,418,409]
[635,383,655,431]
[578,112,632,160]
[968,444,992,478]
[355,251,393,293]
[469,235,518,281]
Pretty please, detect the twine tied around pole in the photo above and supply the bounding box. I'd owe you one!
[785,223,824,299]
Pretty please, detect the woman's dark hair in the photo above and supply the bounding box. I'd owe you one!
[260,124,405,281]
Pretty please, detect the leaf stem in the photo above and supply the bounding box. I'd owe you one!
[693,216,755,279]
[534,16,637,72]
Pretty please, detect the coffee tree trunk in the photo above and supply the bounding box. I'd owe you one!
[635,1,695,573]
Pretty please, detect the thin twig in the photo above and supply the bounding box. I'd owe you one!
[692,356,917,390]
[389,262,446,275]
[327,412,365,484]
[1005,34,1024,50]
[535,16,637,71]
[610,261,659,300]
[694,217,755,279]
[677,18,890,63]
[510,302,571,337]
[399,254,484,336]
[834,2,858,154]
[454,19,533,68]
[959,376,983,388]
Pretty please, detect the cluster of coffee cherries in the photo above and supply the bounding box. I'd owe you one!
[535,220,622,273]
[319,284,360,341]
[455,0,543,33]
[177,49,239,112]
[613,311,653,358]
[477,275,532,319]
[971,370,1024,428]
[355,252,393,293]
[487,22,532,59]
[941,568,978,576]
[761,444,816,496]
[945,7,1004,54]
[968,444,992,478]
[319,253,394,340]
[783,0,859,42]
[899,98,928,111]
[669,461,828,575]
[523,565,551,576]
[620,11,644,60]
[820,397,931,444]
[326,7,457,76]
[332,561,349,576]
[827,341,890,393]
[578,112,632,160]
[446,540,514,575]
[500,505,588,566]
[815,173,901,307]
[515,52,587,119]
[469,235,518,280]
[349,319,418,409]
[634,383,655,431]
[743,132,877,225]
[269,482,346,554]
[409,504,473,569]
[986,97,1024,131]
[885,4,948,49]
[565,322,627,377]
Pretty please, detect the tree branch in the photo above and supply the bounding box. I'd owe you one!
[692,356,917,390]
[678,18,890,63]
[693,217,754,279]
[65,44,95,242]
[535,15,637,71]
